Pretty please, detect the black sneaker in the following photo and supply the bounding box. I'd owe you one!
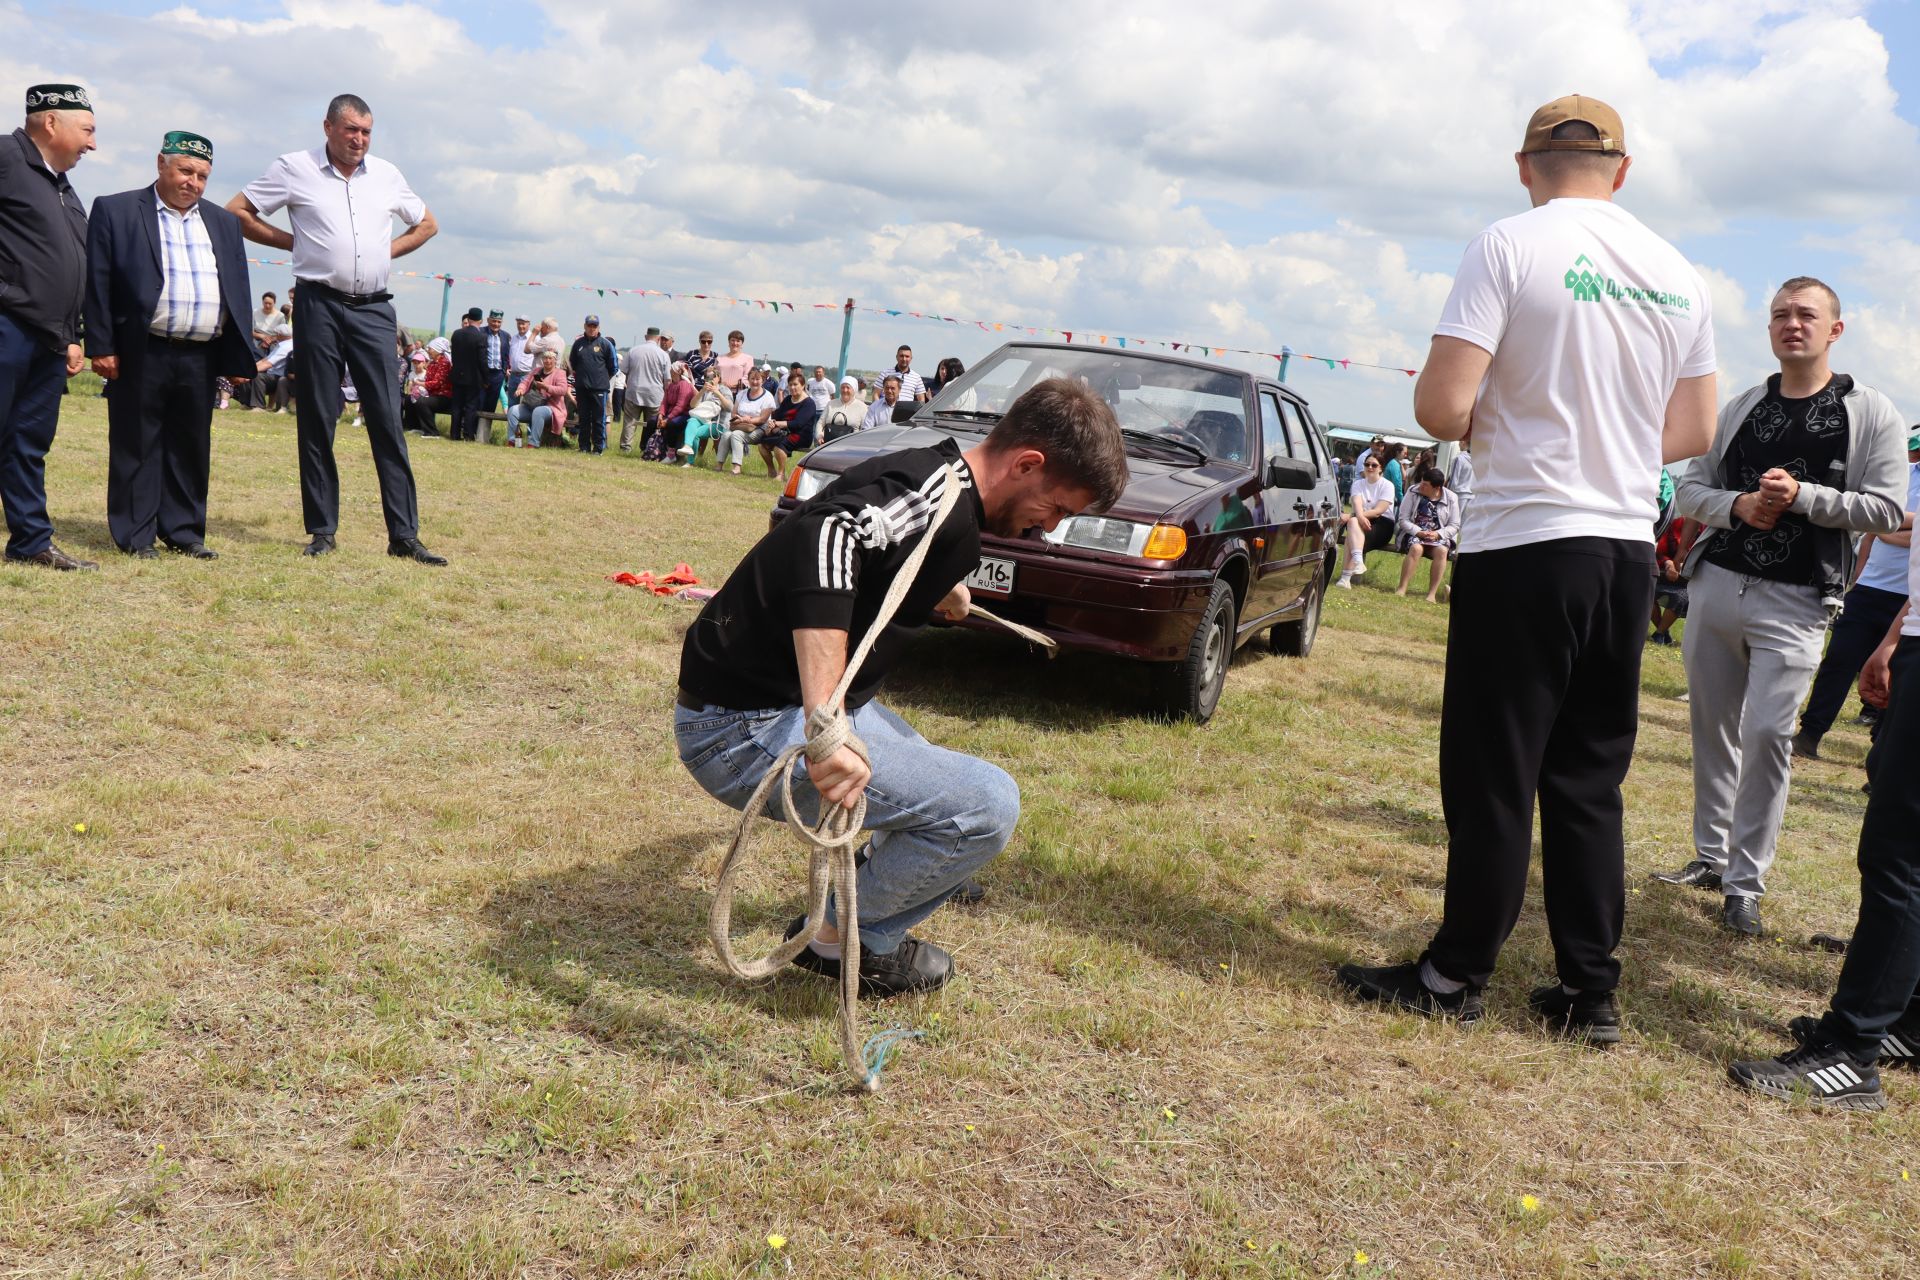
[951,878,987,906]
[1527,983,1623,1046]
[1787,1014,1920,1069]
[1335,960,1483,1022]
[1649,858,1721,890]
[1721,894,1763,937]
[780,916,955,998]
[1728,1038,1885,1111]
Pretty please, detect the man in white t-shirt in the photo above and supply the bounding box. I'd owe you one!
[1338,94,1718,1043]
[1730,540,1920,1110]
[807,365,834,412]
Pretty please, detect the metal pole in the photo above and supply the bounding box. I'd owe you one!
[835,297,855,387]
[437,275,452,337]
[1278,344,1292,383]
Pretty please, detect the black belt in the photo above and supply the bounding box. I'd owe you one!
[298,279,392,307]
[147,332,212,347]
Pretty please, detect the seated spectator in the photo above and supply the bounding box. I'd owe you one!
[863,374,904,429]
[723,366,778,476]
[506,349,571,448]
[404,337,455,436]
[679,371,735,467]
[761,370,819,482]
[819,376,865,442]
[1336,455,1396,586]
[1394,467,1461,602]
[659,361,695,456]
[1651,515,1702,645]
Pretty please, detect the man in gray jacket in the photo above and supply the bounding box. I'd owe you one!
[1653,277,1906,935]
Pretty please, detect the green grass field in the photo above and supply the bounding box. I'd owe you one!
[2,397,1914,1278]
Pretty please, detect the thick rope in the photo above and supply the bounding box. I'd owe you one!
[708,464,1052,1090]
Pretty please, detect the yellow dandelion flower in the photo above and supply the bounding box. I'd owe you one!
[964,1124,975,1133]
[1904,1169,1911,1181]
[1243,1239,1257,1250]
[1218,962,1230,971]
[1520,1194,1540,1213]
[155,1142,165,1153]
[73,822,87,834]
[1161,1106,1176,1121]
[766,1234,787,1250]
[1354,1250,1370,1266]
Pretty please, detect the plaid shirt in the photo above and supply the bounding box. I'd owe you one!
[149,195,224,341]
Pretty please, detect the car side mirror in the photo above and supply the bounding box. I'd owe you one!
[1266,456,1316,489]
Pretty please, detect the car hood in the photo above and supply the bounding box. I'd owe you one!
[804,418,1242,523]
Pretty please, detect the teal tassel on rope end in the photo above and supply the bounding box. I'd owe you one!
[859,1026,925,1090]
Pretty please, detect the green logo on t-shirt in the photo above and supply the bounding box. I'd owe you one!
[1565,253,1691,313]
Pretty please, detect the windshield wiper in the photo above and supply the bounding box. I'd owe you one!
[1120,427,1207,462]
[933,408,1003,422]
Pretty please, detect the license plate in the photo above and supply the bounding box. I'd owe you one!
[965,556,1016,597]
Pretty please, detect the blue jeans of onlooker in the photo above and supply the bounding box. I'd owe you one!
[506,403,551,447]
[674,700,1019,954]
[0,310,66,557]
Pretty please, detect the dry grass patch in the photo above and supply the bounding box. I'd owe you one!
[1,398,1915,1277]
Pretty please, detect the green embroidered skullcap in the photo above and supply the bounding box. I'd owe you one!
[25,84,93,113]
[160,131,213,162]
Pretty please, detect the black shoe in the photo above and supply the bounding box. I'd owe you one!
[951,878,986,905]
[1527,983,1623,1046]
[1808,933,1851,954]
[128,545,160,560]
[302,535,336,557]
[1650,858,1722,890]
[1335,960,1484,1022]
[387,537,448,566]
[1790,730,1821,761]
[5,543,98,571]
[1649,630,1673,646]
[1721,894,1763,937]
[1853,707,1882,726]
[780,916,955,998]
[162,540,218,560]
[1729,1037,1884,1111]
[1788,1013,1920,1069]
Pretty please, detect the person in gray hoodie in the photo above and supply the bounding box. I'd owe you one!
[1652,276,1906,937]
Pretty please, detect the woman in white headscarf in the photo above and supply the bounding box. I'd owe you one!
[819,376,866,442]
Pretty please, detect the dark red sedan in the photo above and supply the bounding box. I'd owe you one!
[772,343,1341,722]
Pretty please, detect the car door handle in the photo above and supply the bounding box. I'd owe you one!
[1293,501,1314,516]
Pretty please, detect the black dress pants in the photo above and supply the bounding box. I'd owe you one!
[406,394,451,437]
[106,336,214,552]
[291,285,418,541]
[1425,537,1655,993]
[1800,583,1907,740]
[450,380,482,441]
[1819,637,1920,1055]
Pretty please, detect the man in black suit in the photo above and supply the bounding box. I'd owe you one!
[84,130,255,559]
[448,305,484,441]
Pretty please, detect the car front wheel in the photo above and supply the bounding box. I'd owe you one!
[1151,578,1236,723]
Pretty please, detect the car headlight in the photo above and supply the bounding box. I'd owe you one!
[790,467,832,502]
[1042,516,1187,559]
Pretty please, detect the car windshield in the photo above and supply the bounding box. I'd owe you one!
[925,346,1250,464]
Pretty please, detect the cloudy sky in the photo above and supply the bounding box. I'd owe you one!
[12,0,1920,430]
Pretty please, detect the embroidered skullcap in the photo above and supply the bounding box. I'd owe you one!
[160,131,212,161]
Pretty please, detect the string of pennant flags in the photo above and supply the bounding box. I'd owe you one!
[243,257,1419,378]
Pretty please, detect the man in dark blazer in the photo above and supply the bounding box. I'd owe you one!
[448,305,484,441]
[85,130,255,558]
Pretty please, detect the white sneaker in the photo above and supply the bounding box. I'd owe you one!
[677,445,695,456]
[1349,559,1366,577]
[1334,574,1353,589]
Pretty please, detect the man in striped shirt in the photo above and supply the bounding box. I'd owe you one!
[85,130,256,558]
[890,344,928,402]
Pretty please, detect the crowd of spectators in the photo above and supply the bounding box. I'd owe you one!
[213,304,952,479]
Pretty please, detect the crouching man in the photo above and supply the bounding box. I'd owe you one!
[674,379,1127,996]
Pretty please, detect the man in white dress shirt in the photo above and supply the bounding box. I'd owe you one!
[226,93,445,563]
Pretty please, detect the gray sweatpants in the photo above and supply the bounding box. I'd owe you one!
[1682,563,1829,898]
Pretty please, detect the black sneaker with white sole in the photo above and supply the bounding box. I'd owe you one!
[779,915,954,998]
[1728,1039,1885,1111]
[1527,983,1623,1046]
[1336,960,1484,1022]
[1787,1013,1920,1069]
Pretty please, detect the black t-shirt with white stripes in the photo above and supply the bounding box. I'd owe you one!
[678,439,983,710]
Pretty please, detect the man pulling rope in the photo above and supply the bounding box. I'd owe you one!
[675,378,1127,1019]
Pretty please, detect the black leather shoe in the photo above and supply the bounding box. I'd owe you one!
[6,543,97,570]
[1527,983,1622,1046]
[951,879,987,905]
[1721,894,1763,937]
[128,545,160,560]
[387,537,448,566]
[1650,858,1722,890]
[302,535,337,557]
[1790,730,1821,761]
[163,540,218,560]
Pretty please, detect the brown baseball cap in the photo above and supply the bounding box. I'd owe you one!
[1520,94,1625,154]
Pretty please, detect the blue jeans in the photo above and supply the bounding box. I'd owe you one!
[506,403,550,446]
[0,310,66,556]
[674,700,1018,954]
